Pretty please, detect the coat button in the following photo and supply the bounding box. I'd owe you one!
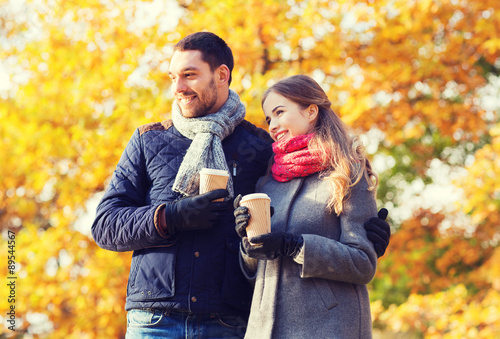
[191,296,197,303]
[194,252,200,257]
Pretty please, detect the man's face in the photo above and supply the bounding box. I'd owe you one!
[168,50,218,118]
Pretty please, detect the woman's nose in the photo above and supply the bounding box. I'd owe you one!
[269,119,278,133]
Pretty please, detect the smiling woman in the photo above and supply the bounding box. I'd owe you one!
[232,74,390,338]
[263,92,318,142]
[261,74,379,214]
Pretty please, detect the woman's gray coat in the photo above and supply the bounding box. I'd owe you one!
[241,173,378,339]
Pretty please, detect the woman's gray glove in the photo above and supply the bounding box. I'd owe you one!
[165,189,229,236]
[242,232,304,260]
[364,208,390,258]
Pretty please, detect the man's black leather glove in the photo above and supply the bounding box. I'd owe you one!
[364,208,391,258]
[243,232,303,260]
[233,194,274,238]
[164,189,229,236]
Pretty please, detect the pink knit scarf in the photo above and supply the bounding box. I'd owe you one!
[271,134,328,182]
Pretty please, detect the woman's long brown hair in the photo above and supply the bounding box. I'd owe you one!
[262,75,378,215]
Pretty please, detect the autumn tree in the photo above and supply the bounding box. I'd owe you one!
[1,0,499,337]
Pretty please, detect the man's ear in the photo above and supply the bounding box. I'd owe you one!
[216,64,230,87]
[307,104,319,123]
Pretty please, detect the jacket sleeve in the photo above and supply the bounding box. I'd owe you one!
[91,129,175,252]
[299,176,378,284]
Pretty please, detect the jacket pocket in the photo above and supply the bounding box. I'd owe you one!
[222,236,253,314]
[313,279,339,310]
[128,251,144,290]
[127,245,178,301]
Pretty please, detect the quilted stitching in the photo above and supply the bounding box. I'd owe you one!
[92,119,273,313]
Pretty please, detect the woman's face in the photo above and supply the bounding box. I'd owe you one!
[263,92,318,142]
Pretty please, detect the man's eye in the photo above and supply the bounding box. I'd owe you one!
[276,110,284,115]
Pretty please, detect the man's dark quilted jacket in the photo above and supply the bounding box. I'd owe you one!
[91,119,273,316]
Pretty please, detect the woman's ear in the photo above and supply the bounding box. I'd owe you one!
[307,104,319,123]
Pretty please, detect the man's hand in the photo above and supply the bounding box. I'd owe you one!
[364,208,391,258]
[243,232,303,260]
[165,189,230,235]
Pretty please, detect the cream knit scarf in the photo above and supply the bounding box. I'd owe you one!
[171,89,245,198]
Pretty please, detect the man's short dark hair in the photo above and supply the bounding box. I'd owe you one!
[174,32,234,85]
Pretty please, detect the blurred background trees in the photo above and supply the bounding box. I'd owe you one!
[1,0,499,337]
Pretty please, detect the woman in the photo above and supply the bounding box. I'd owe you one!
[234,75,380,338]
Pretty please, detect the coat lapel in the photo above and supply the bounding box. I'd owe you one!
[265,177,305,233]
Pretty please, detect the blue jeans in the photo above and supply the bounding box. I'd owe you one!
[125,308,247,339]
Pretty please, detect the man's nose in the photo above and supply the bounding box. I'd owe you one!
[172,78,187,94]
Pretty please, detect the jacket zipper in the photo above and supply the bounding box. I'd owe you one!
[232,162,238,177]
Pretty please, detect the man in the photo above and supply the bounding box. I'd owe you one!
[91,32,390,338]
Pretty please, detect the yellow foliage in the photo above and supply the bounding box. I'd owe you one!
[456,123,500,236]
[1,0,499,337]
[372,285,500,338]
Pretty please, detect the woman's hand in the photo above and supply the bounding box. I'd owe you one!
[233,194,250,238]
[233,194,274,238]
[243,232,303,260]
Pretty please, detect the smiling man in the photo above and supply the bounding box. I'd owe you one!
[92,32,274,338]
[91,31,391,339]
[169,48,227,118]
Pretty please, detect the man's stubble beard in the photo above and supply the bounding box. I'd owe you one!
[180,78,218,118]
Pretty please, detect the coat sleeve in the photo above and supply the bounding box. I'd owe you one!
[239,248,258,285]
[91,129,175,252]
[299,176,378,284]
